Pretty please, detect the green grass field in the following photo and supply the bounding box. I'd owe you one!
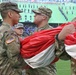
[56,60,71,75]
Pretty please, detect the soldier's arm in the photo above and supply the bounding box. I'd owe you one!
[55,24,75,60]
[4,31,26,68]
[55,23,75,47]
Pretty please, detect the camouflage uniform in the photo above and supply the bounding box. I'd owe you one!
[0,23,25,75]
[26,7,56,75]
[0,2,25,75]
[71,58,76,75]
[55,37,71,60]
[14,23,26,75]
[55,34,76,75]
[55,17,76,75]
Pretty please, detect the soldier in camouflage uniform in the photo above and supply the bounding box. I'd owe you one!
[26,7,56,75]
[0,2,26,75]
[55,18,76,75]
[14,23,26,75]
[70,17,76,75]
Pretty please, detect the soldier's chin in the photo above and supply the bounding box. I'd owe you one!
[33,21,37,25]
[33,22,35,24]
[14,22,19,25]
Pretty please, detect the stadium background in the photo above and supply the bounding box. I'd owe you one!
[0,0,76,75]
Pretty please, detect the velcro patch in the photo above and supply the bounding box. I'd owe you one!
[6,37,15,44]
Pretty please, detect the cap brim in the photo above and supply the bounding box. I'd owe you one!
[32,10,41,14]
[16,27,24,29]
[12,8,23,13]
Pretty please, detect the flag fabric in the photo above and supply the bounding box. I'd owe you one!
[20,22,76,68]
[65,33,76,59]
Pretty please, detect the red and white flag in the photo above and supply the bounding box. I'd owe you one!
[20,22,76,68]
[65,33,76,59]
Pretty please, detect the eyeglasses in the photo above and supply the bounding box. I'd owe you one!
[36,13,47,16]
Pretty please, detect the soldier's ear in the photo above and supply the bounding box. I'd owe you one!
[8,10,13,18]
[42,15,47,20]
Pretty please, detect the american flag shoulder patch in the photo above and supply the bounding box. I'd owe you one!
[6,36,15,44]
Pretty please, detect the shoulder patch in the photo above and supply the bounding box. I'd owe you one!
[6,37,15,44]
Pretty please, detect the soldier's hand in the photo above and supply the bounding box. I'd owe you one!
[58,24,76,40]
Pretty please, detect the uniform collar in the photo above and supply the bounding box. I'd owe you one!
[37,24,50,31]
[2,22,11,28]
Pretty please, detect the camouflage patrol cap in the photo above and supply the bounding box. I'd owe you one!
[32,7,52,18]
[0,2,22,13]
[14,23,24,29]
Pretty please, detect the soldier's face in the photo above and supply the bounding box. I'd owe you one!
[10,10,21,25]
[14,28,24,36]
[34,13,46,26]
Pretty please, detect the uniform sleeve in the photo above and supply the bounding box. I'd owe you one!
[4,31,26,68]
[55,34,65,59]
[55,34,71,60]
[55,34,64,52]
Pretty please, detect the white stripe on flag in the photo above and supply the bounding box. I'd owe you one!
[24,44,55,68]
[65,44,76,59]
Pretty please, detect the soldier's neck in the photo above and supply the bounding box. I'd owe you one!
[3,19,13,26]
